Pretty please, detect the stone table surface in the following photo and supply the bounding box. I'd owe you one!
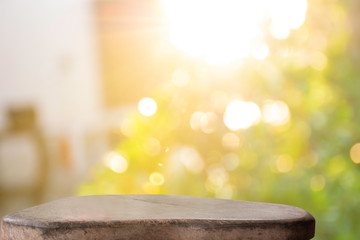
[1,194,315,239]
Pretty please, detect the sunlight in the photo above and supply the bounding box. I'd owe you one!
[224,100,261,130]
[269,0,308,39]
[138,97,157,117]
[172,69,191,87]
[104,152,128,174]
[262,100,290,126]
[161,0,307,64]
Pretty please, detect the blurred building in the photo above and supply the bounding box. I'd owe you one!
[0,0,168,220]
[0,0,105,217]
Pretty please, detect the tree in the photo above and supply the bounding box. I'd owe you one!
[80,0,359,239]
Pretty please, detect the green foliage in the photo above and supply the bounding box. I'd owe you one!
[79,0,360,239]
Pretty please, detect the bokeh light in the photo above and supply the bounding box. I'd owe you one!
[170,146,204,174]
[222,132,241,149]
[276,155,294,173]
[350,143,360,164]
[149,172,165,186]
[200,112,218,134]
[222,153,240,171]
[104,152,128,174]
[171,146,205,173]
[224,100,261,130]
[138,97,157,116]
[207,167,228,188]
[161,0,308,63]
[190,111,218,133]
[190,112,203,130]
[262,100,291,126]
[269,0,307,39]
[76,0,360,238]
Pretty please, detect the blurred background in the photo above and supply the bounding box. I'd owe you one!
[0,0,359,239]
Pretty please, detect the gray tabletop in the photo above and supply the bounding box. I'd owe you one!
[1,194,315,240]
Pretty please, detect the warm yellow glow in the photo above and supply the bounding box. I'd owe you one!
[222,132,240,149]
[270,23,290,40]
[190,111,203,130]
[190,112,217,133]
[143,181,160,194]
[222,153,240,171]
[262,100,291,126]
[310,175,326,191]
[304,152,319,168]
[161,0,307,63]
[224,100,261,130]
[170,146,204,173]
[149,172,165,186]
[252,43,270,60]
[200,112,218,134]
[211,91,229,112]
[269,0,308,39]
[104,152,128,174]
[120,118,136,137]
[276,155,293,173]
[238,173,252,189]
[207,167,228,187]
[310,51,328,71]
[172,69,190,87]
[138,98,157,117]
[327,156,346,176]
[350,143,360,164]
[143,137,161,156]
[215,184,233,199]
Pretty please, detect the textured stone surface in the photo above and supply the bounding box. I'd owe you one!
[1,194,315,239]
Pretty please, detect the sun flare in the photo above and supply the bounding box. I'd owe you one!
[161,0,307,64]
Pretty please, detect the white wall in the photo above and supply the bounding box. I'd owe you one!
[0,0,103,180]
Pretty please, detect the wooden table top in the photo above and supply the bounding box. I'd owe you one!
[1,194,315,240]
